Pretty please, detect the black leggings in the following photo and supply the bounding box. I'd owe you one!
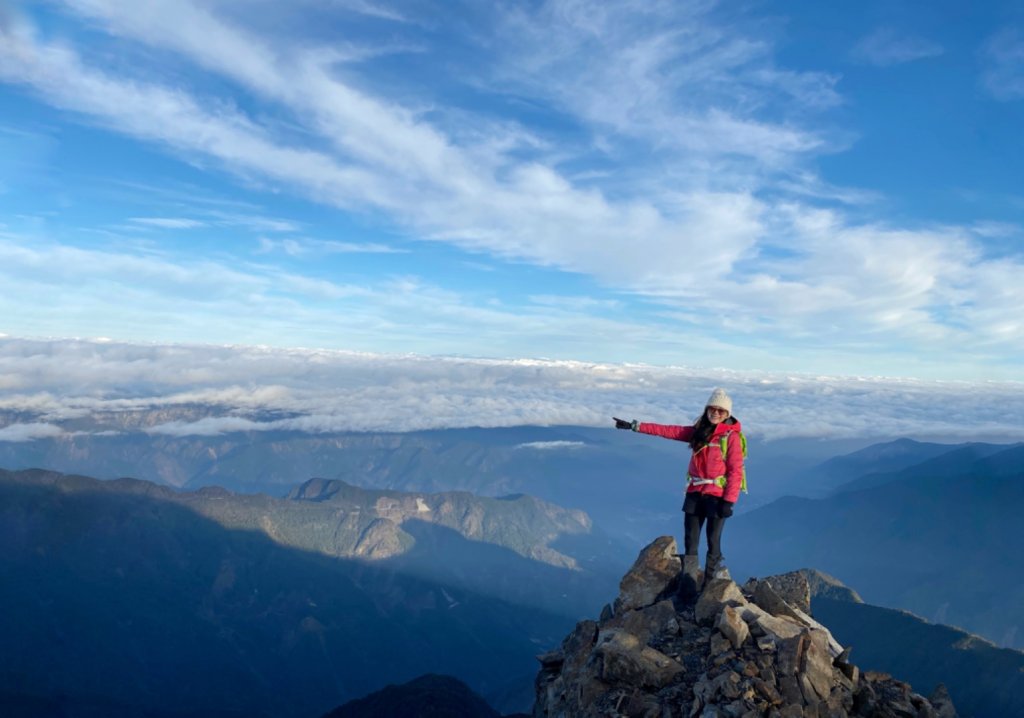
[683,493,727,567]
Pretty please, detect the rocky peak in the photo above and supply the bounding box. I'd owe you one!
[534,536,957,718]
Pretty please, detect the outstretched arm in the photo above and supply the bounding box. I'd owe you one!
[613,417,693,442]
[637,422,693,442]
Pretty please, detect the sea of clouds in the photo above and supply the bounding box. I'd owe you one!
[1,337,1022,443]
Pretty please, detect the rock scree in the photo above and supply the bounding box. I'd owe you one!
[533,536,957,718]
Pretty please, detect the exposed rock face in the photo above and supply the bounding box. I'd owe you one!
[534,536,957,718]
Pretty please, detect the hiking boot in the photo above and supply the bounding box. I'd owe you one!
[702,554,727,590]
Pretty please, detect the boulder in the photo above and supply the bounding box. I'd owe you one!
[752,580,804,623]
[798,629,834,704]
[606,599,679,644]
[614,536,680,613]
[594,630,684,689]
[696,579,747,625]
[715,605,750,649]
[755,572,812,614]
[747,609,805,642]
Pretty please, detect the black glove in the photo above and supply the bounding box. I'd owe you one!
[613,417,637,431]
[718,500,734,518]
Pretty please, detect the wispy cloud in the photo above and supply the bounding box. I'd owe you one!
[1,338,1023,443]
[129,217,207,229]
[0,421,65,442]
[0,2,1021,378]
[0,0,818,291]
[257,237,407,256]
[851,27,944,67]
[981,29,1024,101]
[515,441,588,450]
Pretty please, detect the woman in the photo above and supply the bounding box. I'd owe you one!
[614,388,746,599]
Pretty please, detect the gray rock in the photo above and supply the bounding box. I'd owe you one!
[595,630,684,689]
[746,583,844,658]
[799,630,835,704]
[838,661,859,685]
[696,579,748,625]
[930,684,958,718]
[716,605,750,649]
[615,536,681,613]
[533,537,959,718]
[753,677,783,705]
[778,676,804,707]
[777,633,806,676]
[755,572,813,615]
[780,604,844,658]
[608,599,679,645]
[710,631,734,658]
[751,611,805,642]
[754,579,806,623]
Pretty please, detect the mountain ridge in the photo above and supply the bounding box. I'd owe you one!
[0,468,575,716]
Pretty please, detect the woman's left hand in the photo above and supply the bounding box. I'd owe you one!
[718,499,734,518]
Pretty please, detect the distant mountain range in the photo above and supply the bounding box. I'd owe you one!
[808,437,1016,496]
[728,440,1024,650]
[0,421,870,546]
[799,570,1024,718]
[4,430,1023,717]
[0,469,587,717]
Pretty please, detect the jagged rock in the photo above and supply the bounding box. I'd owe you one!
[930,684,957,718]
[745,583,844,657]
[752,573,812,615]
[594,630,684,689]
[752,580,805,623]
[710,632,734,661]
[605,599,679,644]
[838,661,859,684]
[776,633,805,676]
[615,536,681,613]
[533,537,958,718]
[798,630,834,704]
[741,603,804,641]
[696,579,748,625]
[716,605,750,649]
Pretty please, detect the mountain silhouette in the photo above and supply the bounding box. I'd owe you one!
[0,469,574,717]
[727,443,1024,650]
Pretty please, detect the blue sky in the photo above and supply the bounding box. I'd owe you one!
[1,0,1023,380]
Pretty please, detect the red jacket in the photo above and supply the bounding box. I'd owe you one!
[636,418,744,503]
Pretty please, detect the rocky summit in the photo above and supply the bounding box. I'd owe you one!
[534,536,957,718]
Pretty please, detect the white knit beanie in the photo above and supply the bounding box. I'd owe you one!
[706,388,733,415]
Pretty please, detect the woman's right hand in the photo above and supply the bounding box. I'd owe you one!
[613,417,637,431]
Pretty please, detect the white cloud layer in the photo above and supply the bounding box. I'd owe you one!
[2,338,1023,443]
